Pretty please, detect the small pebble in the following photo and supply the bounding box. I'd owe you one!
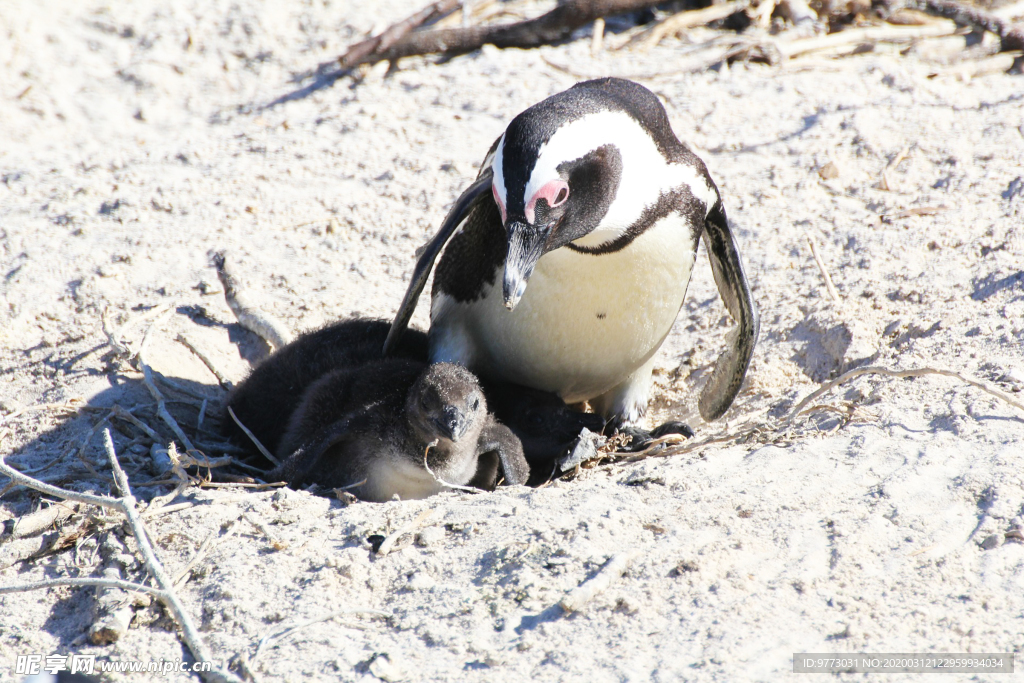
[368,653,407,682]
[980,534,1003,550]
[818,161,841,179]
[407,572,436,591]
[415,526,445,547]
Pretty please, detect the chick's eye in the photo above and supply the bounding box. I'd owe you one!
[470,397,480,411]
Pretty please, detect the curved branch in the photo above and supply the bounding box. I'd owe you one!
[341,0,667,67]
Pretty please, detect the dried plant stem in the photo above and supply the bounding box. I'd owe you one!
[636,0,750,51]
[174,517,243,586]
[0,399,91,428]
[591,17,605,54]
[777,20,958,58]
[101,430,242,683]
[243,512,287,551]
[913,0,1024,50]
[335,0,667,66]
[560,551,640,612]
[143,494,249,518]
[112,405,161,443]
[212,251,292,350]
[177,333,234,389]
[422,440,479,494]
[782,365,1024,428]
[880,145,910,191]
[0,577,165,597]
[138,311,196,453]
[339,0,462,68]
[226,406,281,467]
[805,234,842,305]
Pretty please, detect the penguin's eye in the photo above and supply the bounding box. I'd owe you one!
[525,179,570,223]
[470,397,480,411]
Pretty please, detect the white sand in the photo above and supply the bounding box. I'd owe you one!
[1,1,1023,681]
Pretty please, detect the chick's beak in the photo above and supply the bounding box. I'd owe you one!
[434,406,468,443]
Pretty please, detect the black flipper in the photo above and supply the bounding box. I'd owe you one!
[698,201,760,421]
[476,420,530,486]
[383,169,494,356]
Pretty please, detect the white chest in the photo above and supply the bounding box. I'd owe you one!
[431,212,698,403]
[359,438,481,502]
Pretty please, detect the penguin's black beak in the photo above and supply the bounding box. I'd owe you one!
[434,406,468,443]
[503,218,549,310]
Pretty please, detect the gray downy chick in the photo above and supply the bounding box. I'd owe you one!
[223,319,426,461]
[270,360,528,502]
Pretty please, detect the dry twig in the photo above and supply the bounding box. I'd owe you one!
[422,440,479,494]
[226,406,281,467]
[591,17,605,55]
[88,531,136,645]
[177,333,234,390]
[212,251,292,350]
[0,398,92,428]
[2,501,81,540]
[339,0,462,68]
[174,516,243,586]
[879,145,910,191]
[335,0,668,67]
[781,365,1024,428]
[776,20,958,58]
[634,1,750,51]
[0,505,96,571]
[912,0,1024,50]
[243,512,288,551]
[560,551,640,613]
[138,310,196,453]
[805,234,842,306]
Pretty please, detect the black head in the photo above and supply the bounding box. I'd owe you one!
[490,79,709,309]
[407,362,487,446]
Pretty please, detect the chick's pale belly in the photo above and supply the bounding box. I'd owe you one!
[431,214,697,403]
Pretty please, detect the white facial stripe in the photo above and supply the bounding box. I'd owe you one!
[492,133,508,209]
[524,110,717,240]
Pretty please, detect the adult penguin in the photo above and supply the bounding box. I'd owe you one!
[386,78,758,431]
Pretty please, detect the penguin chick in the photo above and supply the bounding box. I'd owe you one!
[226,318,600,470]
[270,360,528,502]
[223,319,427,459]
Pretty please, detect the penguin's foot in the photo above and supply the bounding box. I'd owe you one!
[610,421,695,452]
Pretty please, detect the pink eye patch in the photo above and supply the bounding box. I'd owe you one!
[525,179,569,224]
[492,183,507,223]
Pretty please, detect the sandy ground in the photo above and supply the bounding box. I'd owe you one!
[2,1,1024,681]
